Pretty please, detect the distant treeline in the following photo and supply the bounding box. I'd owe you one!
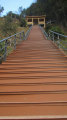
[24,0,67,27]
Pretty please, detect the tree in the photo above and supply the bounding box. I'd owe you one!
[18,6,23,15]
[20,18,27,27]
[7,11,13,19]
[7,11,20,19]
[2,16,17,36]
[0,5,4,16]
[21,9,26,17]
[26,0,67,27]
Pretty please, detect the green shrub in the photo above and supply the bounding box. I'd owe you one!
[45,24,52,33]
[50,26,64,34]
[2,16,17,37]
[45,24,65,35]
[20,18,27,27]
[0,57,2,64]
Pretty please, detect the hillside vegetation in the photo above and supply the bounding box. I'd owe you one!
[25,0,67,28]
[0,0,67,39]
[0,9,27,40]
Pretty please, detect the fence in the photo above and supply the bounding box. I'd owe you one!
[40,26,67,54]
[0,26,32,63]
[49,30,67,51]
[39,26,48,39]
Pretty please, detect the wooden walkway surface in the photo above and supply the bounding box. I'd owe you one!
[0,25,67,119]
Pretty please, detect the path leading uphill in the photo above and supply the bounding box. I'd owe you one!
[0,25,67,120]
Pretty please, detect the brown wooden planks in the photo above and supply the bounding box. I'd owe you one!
[0,25,67,119]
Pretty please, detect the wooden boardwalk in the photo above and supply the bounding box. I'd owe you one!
[0,25,67,119]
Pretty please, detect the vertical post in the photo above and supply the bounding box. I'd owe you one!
[44,18,45,28]
[14,35,16,50]
[32,18,33,26]
[20,33,22,41]
[23,32,25,40]
[4,39,7,61]
[52,33,54,42]
[38,18,39,26]
[58,34,60,40]
[49,32,50,38]
[58,34,60,48]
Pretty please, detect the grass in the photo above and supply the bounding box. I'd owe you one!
[54,38,67,55]
[17,26,29,33]
[47,26,67,55]
[0,17,29,63]
[0,26,29,63]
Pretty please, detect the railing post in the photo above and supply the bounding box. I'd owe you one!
[23,32,25,40]
[0,28,33,62]
[4,39,7,61]
[49,32,50,38]
[14,35,16,50]
[48,32,51,40]
[58,35,60,40]
[58,35,60,48]
[20,33,22,41]
[52,33,54,42]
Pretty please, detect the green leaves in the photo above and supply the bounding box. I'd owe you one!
[20,18,27,27]
[0,5,4,16]
[2,16,17,37]
[26,0,67,28]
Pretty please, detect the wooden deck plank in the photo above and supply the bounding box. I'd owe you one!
[0,25,67,119]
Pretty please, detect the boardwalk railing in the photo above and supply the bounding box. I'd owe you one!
[0,26,32,63]
[49,30,67,51]
[40,26,48,39]
[40,26,67,53]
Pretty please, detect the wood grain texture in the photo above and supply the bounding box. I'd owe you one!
[0,25,67,119]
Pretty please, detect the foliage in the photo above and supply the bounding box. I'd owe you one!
[45,24,52,33]
[45,24,64,35]
[2,16,17,37]
[18,6,23,15]
[7,11,20,19]
[50,26,64,35]
[20,18,27,27]
[0,5,4,16]
[25,0,67,27]
[21,9,26,17]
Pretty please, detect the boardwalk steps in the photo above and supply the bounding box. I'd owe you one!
[0,25,67,120]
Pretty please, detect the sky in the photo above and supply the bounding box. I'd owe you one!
[0,0,36,16]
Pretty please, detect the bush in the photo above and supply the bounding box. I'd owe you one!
[50,26,64,34]
[45,24,64,35]
[20,18,27,27]
[2,16,17,37]
[0,57,2,64]
[45,24,52,33]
